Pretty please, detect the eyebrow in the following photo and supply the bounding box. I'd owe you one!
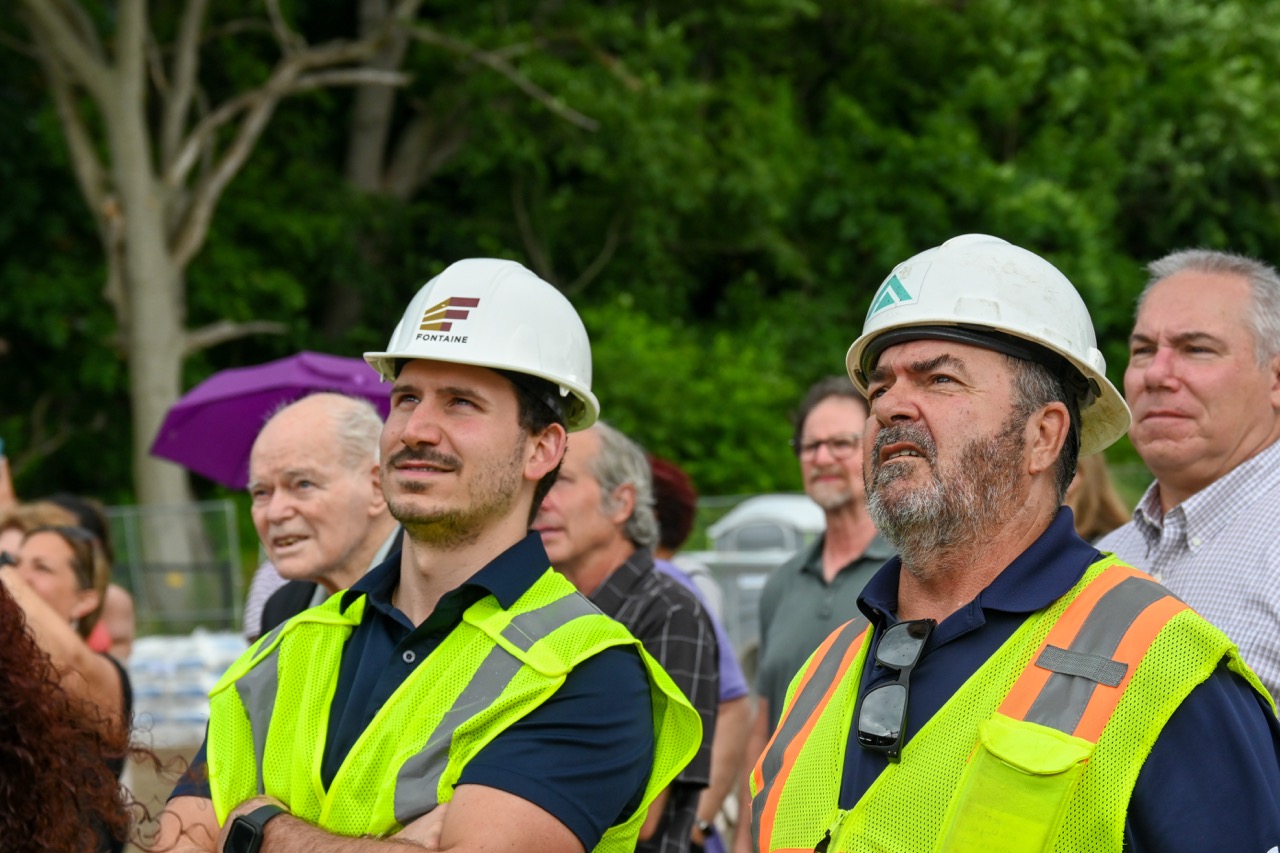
[1129,330,1228,348]
[868,353,967,384]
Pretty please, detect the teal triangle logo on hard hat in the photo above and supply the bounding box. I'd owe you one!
[867,274,915,319]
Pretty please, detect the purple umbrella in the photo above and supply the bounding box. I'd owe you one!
[150,351,391,489]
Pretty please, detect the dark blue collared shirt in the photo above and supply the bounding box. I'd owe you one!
[173,533,654,849]
[842,508,1280,851]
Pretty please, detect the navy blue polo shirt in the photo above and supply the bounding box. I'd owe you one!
[843,508,1280,851]
[172,533,654,848]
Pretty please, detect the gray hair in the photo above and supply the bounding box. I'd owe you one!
[1144,249,1280,364]
[264,392,383,470]
[1005,357,1076,504]
[589,421,660,549]
[329,396,384,470]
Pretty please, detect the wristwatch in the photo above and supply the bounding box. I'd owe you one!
[695,818,715,836]
[223,804,286,853]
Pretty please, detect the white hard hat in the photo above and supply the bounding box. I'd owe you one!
[845,234,1130,456]
[365,258,600,431]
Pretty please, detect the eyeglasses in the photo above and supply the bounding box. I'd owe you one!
[856,618,935,762]
[792,434,861,460]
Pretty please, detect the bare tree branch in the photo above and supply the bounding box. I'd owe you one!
[162,0,210,169]
[183,320,288,356]
[292,68,410,91]
[512,178,558,284]
[409,23,600,132]
[567,212,625,295]
[118,0,147,100]
[266,0,306,54]
[19,0,112,102]
[146,32,170,97]
[169,64,409,268]
[384,109,469,200]
[55,0,107,65]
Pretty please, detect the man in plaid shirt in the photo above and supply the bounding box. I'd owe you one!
[1098,248,1280,697]
[536,420,719,853]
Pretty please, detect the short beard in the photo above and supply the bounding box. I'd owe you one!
[386,433,526,550]
[866,414,1027,574]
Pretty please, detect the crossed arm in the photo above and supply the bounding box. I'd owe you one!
[151,785,585,853]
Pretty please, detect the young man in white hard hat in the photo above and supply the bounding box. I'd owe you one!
[155,259,701,853]
[748,235,1280,852]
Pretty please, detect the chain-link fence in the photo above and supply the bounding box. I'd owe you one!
[105,499,243,635]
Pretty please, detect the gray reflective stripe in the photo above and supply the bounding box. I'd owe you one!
[393,591,596,825]
[1024,576,1168,736]
[499,591,600,653]
[751,618,868,848]
[1036,645,1127,687]
[235,643,284,796]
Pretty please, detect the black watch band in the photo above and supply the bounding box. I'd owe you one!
[223,804,286,853]
[695,818,714,835]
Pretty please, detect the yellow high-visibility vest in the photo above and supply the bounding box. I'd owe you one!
[751,557,1272,853]
[208,567,701,851]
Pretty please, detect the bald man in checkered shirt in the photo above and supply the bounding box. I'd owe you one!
[1098,248,1280,697]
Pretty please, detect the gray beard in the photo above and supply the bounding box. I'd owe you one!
[866,415,1026,574]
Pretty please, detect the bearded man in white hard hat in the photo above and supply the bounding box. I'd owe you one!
[155,260,701,853]
[748,235,1280,853]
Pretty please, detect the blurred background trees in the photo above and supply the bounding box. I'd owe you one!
[6,0,1280,511]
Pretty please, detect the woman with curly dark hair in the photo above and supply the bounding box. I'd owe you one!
[0,575,131,851]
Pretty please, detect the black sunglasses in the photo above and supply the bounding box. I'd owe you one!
[856,618,935,762]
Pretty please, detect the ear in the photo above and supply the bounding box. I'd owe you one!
[1268,355,1280,410]
[606,481,637,527]
[1026,401,1071,478]
[71,586,102,622]
[366,461,388,517]
[525,423,569,482]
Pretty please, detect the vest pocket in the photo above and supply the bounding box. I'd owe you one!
[933,713,1093,853]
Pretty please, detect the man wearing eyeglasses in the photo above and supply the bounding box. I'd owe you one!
[749,235,1280,853]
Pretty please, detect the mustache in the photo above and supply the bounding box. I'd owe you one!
[387,446,462,469]
[872,423,936,467]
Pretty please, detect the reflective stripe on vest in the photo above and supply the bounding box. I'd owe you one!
[749,559,1252,853]
[999,566,1187,742]
[750,618,870,852]
[391,591,601,822]
[207,566,702,848]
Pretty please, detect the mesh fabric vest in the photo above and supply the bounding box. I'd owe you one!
[207,567,701,851]
[751,556,1270,853]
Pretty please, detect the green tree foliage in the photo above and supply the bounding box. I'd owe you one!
[7,0,1280,503]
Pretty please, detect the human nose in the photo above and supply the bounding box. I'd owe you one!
[1140,346,1179,389]
[869,383,919,426]
[263,491,297,523]
[398,403,445,448]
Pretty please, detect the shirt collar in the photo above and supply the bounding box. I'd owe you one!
[798,532,896,578]
[1131,437,1280,546]
[858,508,1095,626]
[587,546,652,616]
[342,530,553,614]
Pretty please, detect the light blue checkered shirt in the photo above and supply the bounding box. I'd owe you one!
[1097,438,1280,699]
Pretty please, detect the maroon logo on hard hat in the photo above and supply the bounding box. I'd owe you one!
[419,297,480,332]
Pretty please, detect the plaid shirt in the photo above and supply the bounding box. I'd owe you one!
[1097,438,1280,697]
[590,547,719,853]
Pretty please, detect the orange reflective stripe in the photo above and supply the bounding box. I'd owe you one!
[1002,565,1186,746]
[1072,594,1187,742]
[753,622,868,852]
[999,565,1145,720]
[751,622,858,794]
